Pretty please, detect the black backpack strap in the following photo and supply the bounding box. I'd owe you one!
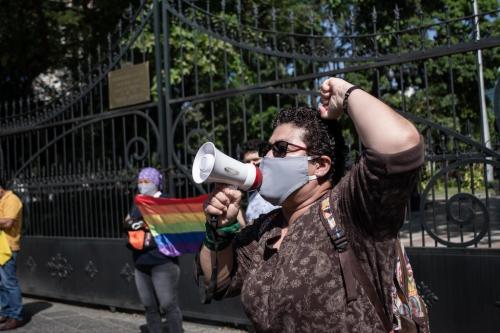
[320,198,357,302]
[320,197,393,332]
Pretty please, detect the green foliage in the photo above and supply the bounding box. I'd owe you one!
[0,0,135,101]
[462,164,486,191]
[1,0,499,163]
[420,162,489,196]
[160,0,498,155]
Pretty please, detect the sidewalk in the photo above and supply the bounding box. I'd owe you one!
[13,297,248,333]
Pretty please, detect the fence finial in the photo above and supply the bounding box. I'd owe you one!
[394,4,400,21]
[253,4,259,28]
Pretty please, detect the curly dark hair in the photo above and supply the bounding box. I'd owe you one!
[273,106,345,185]
[239,139,266,160]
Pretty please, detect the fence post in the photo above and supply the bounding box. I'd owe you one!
[153,0,169,193]
[161,0,176,197]
[473,0,494,182]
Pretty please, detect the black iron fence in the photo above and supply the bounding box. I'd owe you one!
[0,0,498,246]
[162,0,500,249]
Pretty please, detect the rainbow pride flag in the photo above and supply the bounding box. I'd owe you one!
[135,194,208,257]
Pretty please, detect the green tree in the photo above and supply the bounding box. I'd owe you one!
[0,0,135,101]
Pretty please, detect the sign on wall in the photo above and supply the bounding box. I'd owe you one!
[108,62,150,109]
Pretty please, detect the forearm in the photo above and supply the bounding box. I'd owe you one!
[341,82,421,154]
[199,244,234,287]
[236,210,247,227]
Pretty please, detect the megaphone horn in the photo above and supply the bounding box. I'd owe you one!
[192,142,262,191]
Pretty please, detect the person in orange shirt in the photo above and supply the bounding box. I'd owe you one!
[0,179,23,330]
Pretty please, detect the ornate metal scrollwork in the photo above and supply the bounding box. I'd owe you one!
[120,263,135,283]
[419,158,499,247]
[126,137,149,168]
[185,128,213,155]
[85,260,99,279]
[26,256,37,273]
[47,253,73,279]
[442,192,489,247]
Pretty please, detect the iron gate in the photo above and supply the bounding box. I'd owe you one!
[0,1,499,331]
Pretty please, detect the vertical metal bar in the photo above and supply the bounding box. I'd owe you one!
[88,173,95,237]
[129,4,134,64]
[111,119,117,170]
[145,109,151,162]
[13,135,17,175]
[182,116,188,186]
[457,166,464,244]
[133,115,139,169]
[162,0,176,196]
[100,120,106,168]
[39,178,45,236]
[273,8,281,111]
[218,0,232,155]
[112,178,119,238]
[81,177,88,238]
[236,0,247,141]
[97,165,104,237]
[472,0,493,182]
[254,5,264,139]
[372,7,380,97]
[290,10,299,107]
[58,172,63,237]
[445,6,458,132]
[205,0,216,146]
[74,181,81,238]
[469,163,478,247]
[394,8,406,112]
[103,175,110,238]
[442,137,449,246]
[153,0,166,170]
[122,117,127,169]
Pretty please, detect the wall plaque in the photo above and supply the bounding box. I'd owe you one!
[108,62,150,109]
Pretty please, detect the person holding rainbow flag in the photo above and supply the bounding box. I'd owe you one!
[123,167,183,333]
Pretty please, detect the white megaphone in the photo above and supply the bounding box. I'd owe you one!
[192,142,262,191]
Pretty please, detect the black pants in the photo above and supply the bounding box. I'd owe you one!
[135,260,182,333]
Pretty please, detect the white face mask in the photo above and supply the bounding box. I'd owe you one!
[258,156,317,205]
[138,183,158,196]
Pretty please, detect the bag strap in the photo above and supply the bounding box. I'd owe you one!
[395,239,409,294]
[320,198,357,302]
[320,197,393,332]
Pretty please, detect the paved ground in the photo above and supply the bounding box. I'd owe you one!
[13,297,248,333]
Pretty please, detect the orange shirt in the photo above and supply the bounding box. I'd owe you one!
[0,191,23,251]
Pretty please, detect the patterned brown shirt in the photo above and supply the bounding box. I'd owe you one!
[215,141,424,332]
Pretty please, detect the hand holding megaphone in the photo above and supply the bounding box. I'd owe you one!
[204,184,242,228]
[192,142,262,228]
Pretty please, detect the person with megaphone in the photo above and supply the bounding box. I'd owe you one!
[195,77,424,333]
